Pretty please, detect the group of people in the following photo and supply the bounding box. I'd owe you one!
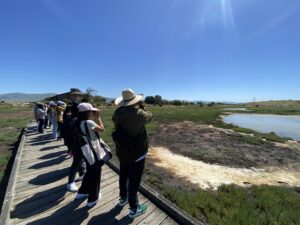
[35,88,153,219]
[33,100,66,140]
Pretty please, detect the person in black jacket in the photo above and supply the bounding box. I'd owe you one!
[112,89,152,219]
[66,102,86,192]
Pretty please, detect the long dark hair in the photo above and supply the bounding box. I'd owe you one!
[75,111,91,133]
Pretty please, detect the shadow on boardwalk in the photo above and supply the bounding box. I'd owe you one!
[29,167,69,185]
[11,184,67,219]
[29,156,66,169]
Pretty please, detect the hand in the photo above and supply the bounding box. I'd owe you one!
[139,101,145,110]
[92,110,100,118]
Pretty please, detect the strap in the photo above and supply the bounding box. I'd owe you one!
[84,121,99,161]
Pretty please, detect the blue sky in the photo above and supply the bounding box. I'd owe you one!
[0,0,299,102]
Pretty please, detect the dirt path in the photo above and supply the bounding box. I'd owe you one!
[148,122,300,189]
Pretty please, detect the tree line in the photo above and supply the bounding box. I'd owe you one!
[144,95,216,107]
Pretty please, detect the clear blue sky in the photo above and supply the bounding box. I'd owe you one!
[0,0,299,102]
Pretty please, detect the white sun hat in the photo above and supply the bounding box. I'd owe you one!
[77,103,99,112]
[114,89,144,107]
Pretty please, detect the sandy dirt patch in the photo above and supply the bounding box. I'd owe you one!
[147,121,300,189]
[148,147,300,190]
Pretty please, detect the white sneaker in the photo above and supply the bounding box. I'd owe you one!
[75,193,88,200]
[67,182,78,192]
[86,193,101,208]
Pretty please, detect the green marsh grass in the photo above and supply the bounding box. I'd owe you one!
[163,185,300,225]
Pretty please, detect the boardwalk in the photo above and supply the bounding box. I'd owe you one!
[7,122,179,225]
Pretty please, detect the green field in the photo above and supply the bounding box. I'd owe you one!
[0,103,32,211]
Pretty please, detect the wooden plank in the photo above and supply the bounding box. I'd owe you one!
[13,182,120,225]
[15,172,118,204]
[160,217,179,225]
[16,164,111,183]
[137,208,168,225]
[87,194,147,225]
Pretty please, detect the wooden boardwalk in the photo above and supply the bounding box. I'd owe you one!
[7,122,179,225]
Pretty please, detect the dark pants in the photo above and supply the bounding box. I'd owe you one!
[44,117,48,129]
[38,119,44,133]
[78,162,102,202]
[68,148,86,184]
[119,159,145,210]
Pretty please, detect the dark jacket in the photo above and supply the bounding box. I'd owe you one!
[112,105,152,162]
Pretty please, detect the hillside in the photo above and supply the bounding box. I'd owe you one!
[0,92,56,102]
[245,100,300,107]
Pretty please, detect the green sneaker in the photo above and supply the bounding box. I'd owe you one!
[128,204,148,219]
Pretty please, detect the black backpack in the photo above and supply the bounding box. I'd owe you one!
[112,126,133,151]
[112,126,147,162]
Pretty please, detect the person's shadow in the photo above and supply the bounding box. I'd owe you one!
[86,205,133,225]
[11,184,67,219]
[23,202,130,225]
[28,155,66,169]
[29,167,68,185]
[26,198,88,225]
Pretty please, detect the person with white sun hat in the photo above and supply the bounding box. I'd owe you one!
[112,88,153,218]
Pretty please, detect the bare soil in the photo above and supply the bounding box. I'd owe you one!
[146,121,300,190]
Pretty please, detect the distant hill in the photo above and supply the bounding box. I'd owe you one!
[245,100,300,107]
[0,93,57,102]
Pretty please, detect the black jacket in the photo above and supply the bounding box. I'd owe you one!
[112,106,152,162]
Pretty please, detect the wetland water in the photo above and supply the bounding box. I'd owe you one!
[223,114,300,141]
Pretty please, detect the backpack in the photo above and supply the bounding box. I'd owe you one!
[69,118,86,150]
[112,126,147,162]
[112,126,133,151]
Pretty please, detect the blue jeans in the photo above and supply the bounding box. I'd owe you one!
[51,119,58,139]
[119,159,145,210]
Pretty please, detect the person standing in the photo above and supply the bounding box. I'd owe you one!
[66,102,86,192]
[112,89,152,219]
[56,101,66,139]
[36,103,47,133]
[75,102,105,208]
[43,104,49,129]
[62,105,73,158]
[49,102,58,139]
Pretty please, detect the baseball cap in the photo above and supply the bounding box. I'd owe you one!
[77,103,99,112]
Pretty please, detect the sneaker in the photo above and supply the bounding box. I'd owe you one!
[86,193,102,209]
[128,204,148,219]
[67,182,78,192]
[118,197,128,207]
[75,193,88,200]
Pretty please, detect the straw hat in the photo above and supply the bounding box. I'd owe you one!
[115,89,144,107]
